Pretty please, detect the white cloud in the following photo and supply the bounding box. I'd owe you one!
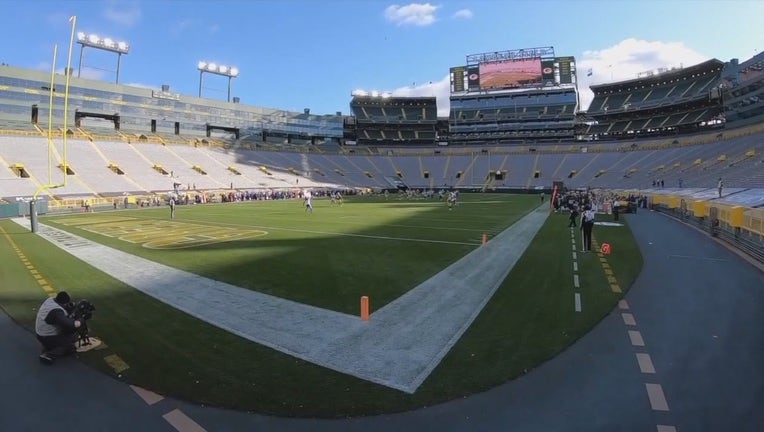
[45,12,71,27]
[36,65,106,81]
[103,1,142,27]
[72,67,107,81]
[125,83,158,90]
[169,18,198,37]
[452,9,473,19]
[384,3,440,27]
[577,38,708,110]
[391,75,451,116]
[34,62,53,72]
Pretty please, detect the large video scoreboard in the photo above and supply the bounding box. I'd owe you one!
[450,47,576,93]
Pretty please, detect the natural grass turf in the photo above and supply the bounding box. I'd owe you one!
[39,194,536,315]
[0,198,642,417]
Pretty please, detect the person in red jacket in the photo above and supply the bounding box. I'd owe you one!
[35,291,82,365]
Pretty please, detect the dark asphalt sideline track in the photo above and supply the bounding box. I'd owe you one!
[1,211,763,432]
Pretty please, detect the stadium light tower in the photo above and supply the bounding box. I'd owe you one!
[197,61,239,102]
[76,32,130,83]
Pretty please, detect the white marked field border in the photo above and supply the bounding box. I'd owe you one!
[635,353,656,374]
[12,204,549,394]
[163,409,207,432]
[645,383,670,411]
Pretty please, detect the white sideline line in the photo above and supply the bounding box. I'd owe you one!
[573,262,578,272]
[571,244,576,251]
[573,274,580,288]
[572,252,577,260]
[574,293,582,312]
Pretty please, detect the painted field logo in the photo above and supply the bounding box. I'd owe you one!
[601,243,612,255]
[66,219,267,249]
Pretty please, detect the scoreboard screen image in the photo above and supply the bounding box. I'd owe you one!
[449,54,576,93]
[478,58,542,90]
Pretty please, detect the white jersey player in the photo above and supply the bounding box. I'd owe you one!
[304,190,313,213]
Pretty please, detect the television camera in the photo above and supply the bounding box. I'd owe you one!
[65,300,96,348]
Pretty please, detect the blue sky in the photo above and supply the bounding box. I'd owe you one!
[2,0,761,115]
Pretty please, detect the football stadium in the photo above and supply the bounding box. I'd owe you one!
[1,5,763,432]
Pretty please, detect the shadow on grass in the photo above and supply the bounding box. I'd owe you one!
[0,200,643,418]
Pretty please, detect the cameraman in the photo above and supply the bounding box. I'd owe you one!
[35,291,82,365]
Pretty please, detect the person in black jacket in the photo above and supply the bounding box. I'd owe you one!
[569,206,579,228]
[35,292,82,365]
[580,205,596,252]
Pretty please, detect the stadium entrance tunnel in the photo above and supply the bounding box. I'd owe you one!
[11,163,29,178]
[207,124,239,139]
[58,163,75,175]
[75,110,120,130]
[153,164,168,175]
[108,163,124,175]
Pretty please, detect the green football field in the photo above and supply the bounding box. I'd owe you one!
[0,193,642,417]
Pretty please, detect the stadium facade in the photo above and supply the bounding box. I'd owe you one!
[0,47,763,201]
[1,49,763,149]
[347,95,438,146]
[583,59,725,139]
[0,64,344,144]
[448,47,579,145]
[721,53,764,125]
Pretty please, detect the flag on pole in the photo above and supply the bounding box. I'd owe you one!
[69,16,75,22]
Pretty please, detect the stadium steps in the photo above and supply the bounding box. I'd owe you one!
[679,158,704,173]
[728,149,757,167]
[678,81,697,98]
[481,175,495,191]
[456,154,480,187]
[570,152,599,182]
[498,154,510,174]
[33,124,47,137]
[363,156,385,182]
[87,141,147,193]
[549,153,568,180]
[343,155,384,187]
[76,128,94,142]
[620,150,657,181]
[417,156,426,186]
[128,142,164,172]
[199,150,262,188]
[386,156,402,180]
[525,153,540,189]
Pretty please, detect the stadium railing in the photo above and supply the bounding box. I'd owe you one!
[649,193,764,264]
